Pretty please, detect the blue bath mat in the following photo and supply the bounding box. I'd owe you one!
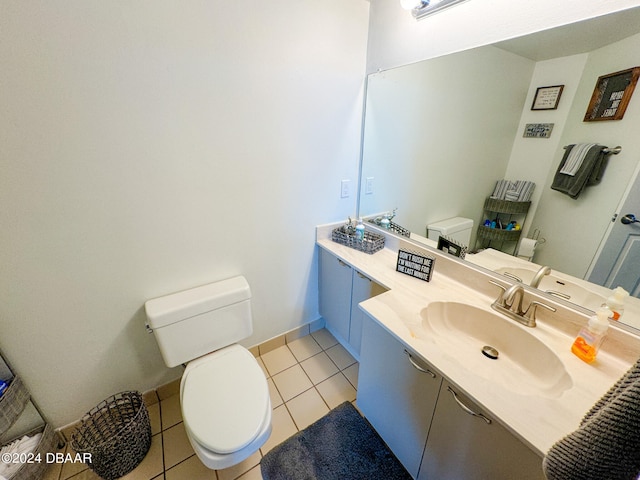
[260,401,412,480]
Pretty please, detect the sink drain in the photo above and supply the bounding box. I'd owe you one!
[482,345,499,360]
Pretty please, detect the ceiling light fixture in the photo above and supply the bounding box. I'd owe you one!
[401,0,469,20]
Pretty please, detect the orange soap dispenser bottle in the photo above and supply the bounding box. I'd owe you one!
[571,308,610,363]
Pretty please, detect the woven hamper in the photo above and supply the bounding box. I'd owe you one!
[71,391,151,480]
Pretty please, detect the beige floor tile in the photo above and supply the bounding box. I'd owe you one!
[258,336,285,356]
[260,345,297,376]
[42,440,66,480]
[316,373,357,409]
[257,357,269,379]
[300,352,339,385]
[267,378,283,408]
[271,365,313,402]
[286,388,330,430]
[148,401,162,435]
[343,362,359,388]
[59,443,89,479]
[310,329,338,350]
[287,335,322,362]
[42,462,63,480]
[163,423,196,470]
[119,433,165,480]
[63,468,103,479]
[285,324,310,343]
[157,378,181,400]
[217,450,261,480]
[260,405,297,454]
[237,465,263,480]
[161,394,183,430]
[325,343,356,370]
[165,454,217,480]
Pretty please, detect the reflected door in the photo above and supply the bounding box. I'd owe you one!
[588,172,640,298]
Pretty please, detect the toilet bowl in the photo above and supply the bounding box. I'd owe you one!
[144,276,272,470]
[180,345,271,469]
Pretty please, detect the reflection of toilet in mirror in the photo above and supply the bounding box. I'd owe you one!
[427,217,473,246]
[145,276,271,470]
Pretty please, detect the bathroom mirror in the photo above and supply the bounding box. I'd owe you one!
[358,7,640,332]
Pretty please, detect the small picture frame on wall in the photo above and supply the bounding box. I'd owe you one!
[531,85,564,110]
[584,67,640,121]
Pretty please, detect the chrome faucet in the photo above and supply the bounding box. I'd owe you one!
[530,265,551,288]
[489,281,556,327]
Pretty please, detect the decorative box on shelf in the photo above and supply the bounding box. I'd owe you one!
[332,227,385,254]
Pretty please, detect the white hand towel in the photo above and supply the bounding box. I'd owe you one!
[559,143,597,176]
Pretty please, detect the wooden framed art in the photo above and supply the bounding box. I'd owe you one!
[584,67,640,121]
[531,85,564,110]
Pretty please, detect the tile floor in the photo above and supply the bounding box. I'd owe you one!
[43,329,359,480]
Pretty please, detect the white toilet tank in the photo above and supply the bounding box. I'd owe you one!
[145,276,252,368]
[427,217,473,246]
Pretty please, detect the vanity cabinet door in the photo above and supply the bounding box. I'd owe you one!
[349,271,387,356]
[358,315,443,478]
[318,248,353,344]
[418,381,545,480]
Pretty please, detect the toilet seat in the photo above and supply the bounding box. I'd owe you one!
[181,344,270,454]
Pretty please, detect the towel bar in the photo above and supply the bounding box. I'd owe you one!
[563,145,621,154]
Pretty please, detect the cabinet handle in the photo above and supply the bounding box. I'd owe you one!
[337,259,350,268]
[356,271,370,280]
[404,350,436,378]
[447,386,491,424]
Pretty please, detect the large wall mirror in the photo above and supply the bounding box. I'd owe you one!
[359,8,640,332]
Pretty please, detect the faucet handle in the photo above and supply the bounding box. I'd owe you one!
[524,301,556,325]
[502,272,523,283]
[489,280,507,292]
[489,280,508,306]
[545,290,571,300]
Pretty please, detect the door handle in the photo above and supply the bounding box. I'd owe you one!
[621,214,640,224]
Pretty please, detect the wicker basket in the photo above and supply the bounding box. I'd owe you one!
[477,225,522,242]
[8,423,56,480]
[484,197,531,214]
[0,376,30,437]
[71,391,151,480]
[332,227,385,254]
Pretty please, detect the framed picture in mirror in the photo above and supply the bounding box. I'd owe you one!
[531,85,564,110]
[584,67,640,121]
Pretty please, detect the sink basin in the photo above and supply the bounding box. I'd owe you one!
[416,302,572,398]
[496,267,606,311]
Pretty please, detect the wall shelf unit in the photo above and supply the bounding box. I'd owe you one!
[0,350,58,480]
[475,197,531,254]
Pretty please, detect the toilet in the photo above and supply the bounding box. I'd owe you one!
[144,276,271,470]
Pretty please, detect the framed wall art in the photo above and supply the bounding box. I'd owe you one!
[584,67,640,121]
[531,85,564,110]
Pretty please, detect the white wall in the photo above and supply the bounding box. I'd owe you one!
[0,1,369,427]
[505,54,589,234]
[367,0,640,73]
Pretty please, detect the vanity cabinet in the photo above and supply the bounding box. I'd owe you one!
[318,248,386,357]
[358,314,545,480]
[419,380,544,480]
[357,316,442,478]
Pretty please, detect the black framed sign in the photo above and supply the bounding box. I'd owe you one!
[584,67,640,121]
[531,85,564,110]
[396,249,435,282]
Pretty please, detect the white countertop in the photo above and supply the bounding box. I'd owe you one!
[317,224,638,456]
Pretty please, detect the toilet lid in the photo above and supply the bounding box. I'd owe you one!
[181,345,270,454]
